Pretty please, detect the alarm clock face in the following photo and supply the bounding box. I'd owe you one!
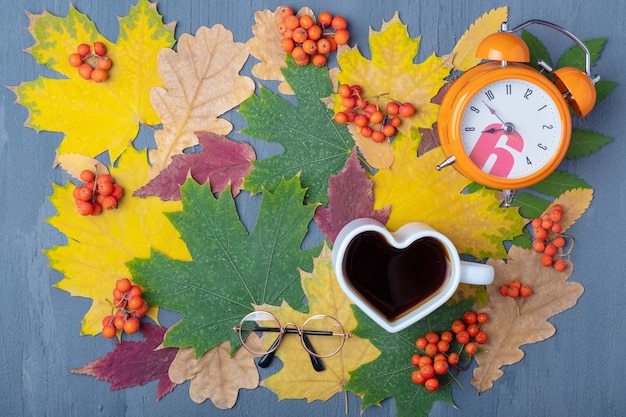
[459,78,563,179]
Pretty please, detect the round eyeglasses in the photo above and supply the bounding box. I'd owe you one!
[233,310,352,371]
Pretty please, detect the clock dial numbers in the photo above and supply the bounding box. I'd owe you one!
[459,79,562,179]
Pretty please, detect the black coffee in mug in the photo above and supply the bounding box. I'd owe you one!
[343,231,448,321]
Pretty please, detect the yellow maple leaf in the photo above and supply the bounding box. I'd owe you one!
[168,337,261,408]
[335,12,450,137]
[446,7,509,71]
[149,25,255,175]
[13,0,175,163]
[371,130,525,259]
[259,243,381,402]
[472,245,584,392]
[46,147,190,335]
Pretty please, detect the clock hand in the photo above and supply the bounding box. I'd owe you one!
[482,101,521,139]
[481,127,504,134]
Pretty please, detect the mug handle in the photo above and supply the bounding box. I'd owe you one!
[459,261,494,285]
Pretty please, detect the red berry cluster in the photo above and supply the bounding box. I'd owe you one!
[72,169,123,216]
[101,278,149,339]
[530,204,569,271]
[411,310,489,392]
[276,6,349,67]
[333,83,416,143]
[499,279,532,315]
[68,42,112,83]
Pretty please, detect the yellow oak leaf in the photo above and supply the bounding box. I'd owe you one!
[13,0,175,163]
[446,7,509,71]
[259,243,381,402]
[472,245,584,392]
[168,337,261,408]
[46,147,190,335]
[334,12,450,137]
[149,25,255,175]
[545,188,594,233]
[371,130,525,259]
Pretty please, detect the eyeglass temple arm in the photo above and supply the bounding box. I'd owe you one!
[256,330,325,372]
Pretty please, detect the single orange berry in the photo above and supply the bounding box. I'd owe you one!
[544,243,557,256]
[76,200,94,216]
[128,295,145,311]
[354,114,370,128]
[551,223,563,234]
[531,218,543,229]
[68,53,83,67]
[96,174,114,186]
[337,84,352,98]
[311,54,327,68]
[475,330,489,344]
[278,6,294,20]
[334,29,350,45]
[532,240,546,253]
[417,355,432,367]
[299,15,315,29]
[276,21,287,35]
[75,185,93,202]
[116,278,132,293]
[91,68,108,83]
[447,352,460,365]
[386,101,399,115]
[113,316,126,330]
[91,202,102,216]
[533,227,548,241]
[292,27,308,44]
[440,331,453,343]
[101,325,117,339]
[76,43,91,57]
[541,254,554,267]
[97,56,112,70]
[284,15,300,30]
[382,124,396,137]
[301,39,317,55]
[128,285,143,298]
[554,259,568,271]
[436,340,450,353]
[93,41,106,56]
[101,195,118,210]
[399,102,416,117]
[369,110,384,124]
[291,46,307,62]
[334,111,348,124]
[415,337,428,350]
[508,279,521,289]
[123,317,141,334]
[425,377,440,392]
[80,169,95,183]
[317,11,333,26]
[307,24,323,41]
[520,285,532,298]
[499,285,510,296]
[98,181,115,197]
[465,342,478,355]
[507,286,520,298]
[553,236,566,248]
[424,331,439,344]
[451,319,466,334]
[476,312,489,324]
[433,359,449,375]
[411,369,426,385]
[316,38,331,54]
[111,184,123,200]
[77,63,93,80]
[371,130,386,143]
[327,37,337,52]
[424,343,438,356]
[360,125,373,137]
[331,15,348,30]
[281,37,295,53]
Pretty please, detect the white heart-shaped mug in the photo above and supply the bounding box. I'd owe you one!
[332,218,494,333]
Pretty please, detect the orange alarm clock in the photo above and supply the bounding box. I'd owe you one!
[436,20,599,205]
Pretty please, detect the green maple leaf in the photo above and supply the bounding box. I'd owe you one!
[13,0,174,162]
[128,177,321,357]
[240,56,354,205]
[346,299,474,417]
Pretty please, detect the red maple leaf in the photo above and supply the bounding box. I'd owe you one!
[314,149,390,243]
[71,324,178,400]
[134,131,255,200]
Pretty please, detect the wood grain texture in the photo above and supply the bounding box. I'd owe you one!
[1,1,624,416]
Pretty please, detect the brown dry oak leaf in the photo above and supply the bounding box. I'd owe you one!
[471,245,584,392]
[168,335,261,409]
[150,25,254,176]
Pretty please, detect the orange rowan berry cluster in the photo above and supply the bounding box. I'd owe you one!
[333,83,416,143]
[101,278,149,339]
[499,279,532,315]
[276,6,349,67]
[72,169,123,216]
[530,204,570,271]
[411,310,488,392]
[68,42,112,83]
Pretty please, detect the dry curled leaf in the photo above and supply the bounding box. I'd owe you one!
[55,153,109,180]
[150,25,255,175]
[168,336,261,408]
[472,245,584,392]
[545,188,594,232]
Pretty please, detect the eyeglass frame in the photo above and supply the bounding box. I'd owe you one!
[233,311,352,372]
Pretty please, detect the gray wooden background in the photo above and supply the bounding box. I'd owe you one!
[1,0,624,416]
